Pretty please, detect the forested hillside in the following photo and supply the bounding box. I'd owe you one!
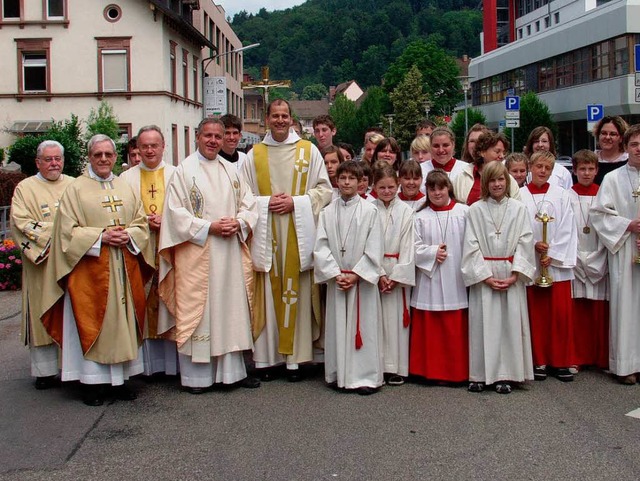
[231,0,482,93]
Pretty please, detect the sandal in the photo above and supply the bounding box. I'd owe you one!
[495,382,512,394]
[534,365,547,381]
[468,382,484,393]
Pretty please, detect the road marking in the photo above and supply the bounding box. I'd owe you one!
[625,408,640,418]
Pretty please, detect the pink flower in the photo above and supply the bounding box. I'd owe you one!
[15,259,22,265]
[8,256,15,260]
[5,264,11,269]
[0,263,4,269]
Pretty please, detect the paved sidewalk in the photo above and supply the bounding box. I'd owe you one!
[1,289,640,481]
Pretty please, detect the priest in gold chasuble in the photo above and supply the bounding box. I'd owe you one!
[10,140,74,389]
[242,99,333,381]
[40,135,153,406]
[120,125,178,377]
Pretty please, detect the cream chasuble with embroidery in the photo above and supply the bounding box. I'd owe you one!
[158,152,257,362]
[11,174,74,347]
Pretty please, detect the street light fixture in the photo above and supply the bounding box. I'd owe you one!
[201,42,260,118]
[385,114,395,138]
[423,98,432,120]
[457,75,473,138]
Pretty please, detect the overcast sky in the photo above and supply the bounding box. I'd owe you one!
[215,0,306,19]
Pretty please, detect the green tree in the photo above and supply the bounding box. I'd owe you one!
[388,65,428,151]
[329,94,360,148]
[450,108,487,155]
[7,114,85,177]
[384,39,463,118]
[85,100,120,142]
[300,83,328,100]
[504,92,557,153]
[355,86,391,149]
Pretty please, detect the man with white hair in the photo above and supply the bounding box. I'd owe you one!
[40,134,153,406]
[11,140,74,390]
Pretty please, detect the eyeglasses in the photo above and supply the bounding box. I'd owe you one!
[599,131,619,138]
[38,156,63,163]
[140,143,162,151]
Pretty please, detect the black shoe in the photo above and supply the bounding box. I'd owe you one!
[185,386,207,395]
[287,370,303,382]
[113,384,137,401]
[257,369,276,382]
[468,382,485,393]
[240,376,261,389]
[534,365,547,381]
[555,368,574,383]
[35,375,58,390]
[326,381,340,391]
[356,386,377,396]
[82,385,104,406]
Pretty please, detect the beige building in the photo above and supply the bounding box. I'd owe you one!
[0,0,246,165]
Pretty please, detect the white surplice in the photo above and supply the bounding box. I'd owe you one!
[591,165,640,375]
[568,189,609,300]
[120,161,178,376]
[242,131,333,368]
[419,159,466,193]
[520,184,577,283]
[462,197,536,384]
[373,197,415,377]
[159,151,257,387]
[411,202,469,311]
[314,195,384,389]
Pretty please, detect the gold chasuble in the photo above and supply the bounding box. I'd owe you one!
[253,140,311,355]
[40,173,154,364]
[140,168,166,216]
[11,174,74,347]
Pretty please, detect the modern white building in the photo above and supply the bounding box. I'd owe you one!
[0,0,246,164]
[470,0,640,153]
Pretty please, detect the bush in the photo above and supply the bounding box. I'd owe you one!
[6,136,42,177]
[0,239,22,291]
[0,171,27,206]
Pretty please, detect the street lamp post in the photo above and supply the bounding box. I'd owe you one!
[457,76,473,138]
[386,114,395,138]
[423,98,432,120]
[201,42,260,118]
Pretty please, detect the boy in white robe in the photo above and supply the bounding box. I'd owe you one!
[314,161,384,394]
[591,124,640,384]
[568,150,609,370]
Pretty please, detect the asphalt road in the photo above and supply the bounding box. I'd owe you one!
[1,289,639,481]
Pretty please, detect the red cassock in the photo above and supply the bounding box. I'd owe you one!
[527,281,576,367]
[409,308,469,382]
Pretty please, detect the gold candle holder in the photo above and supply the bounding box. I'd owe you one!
[634,241,640,264]
[535,211,554,287]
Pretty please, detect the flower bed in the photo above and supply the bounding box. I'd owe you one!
[0,239,22,290]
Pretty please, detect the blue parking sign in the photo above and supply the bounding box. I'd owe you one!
[505,96,520,111]
[587,104,604,122]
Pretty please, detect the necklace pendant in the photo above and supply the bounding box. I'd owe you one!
[583,226,591,234]
[340,247,346,257]
[495,230,501,239]
[633,190,639,200]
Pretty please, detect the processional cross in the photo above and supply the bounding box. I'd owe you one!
[241,66,292,119]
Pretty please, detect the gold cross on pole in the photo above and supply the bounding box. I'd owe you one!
[241,66,291,119]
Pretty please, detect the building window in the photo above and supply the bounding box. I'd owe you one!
[16,38,51,94]
[527,25,531,36]
[544,16,550,28]
[172,124,178,165]
[182,48,189,99]
[103,4,122,22]
[46,0,64,18]
[2,0,20,19]
[535,21,540,32]
[170,41,177,95]
[518,28,523,39]
[554,12,560,24]
[97,37,131,92]
[193,55,198,103]
[184,127,190,158]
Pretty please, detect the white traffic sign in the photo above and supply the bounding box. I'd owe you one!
[636,88,640,103]
[506,119,520,128]
[635,72,640,87]
[505,111,520,119]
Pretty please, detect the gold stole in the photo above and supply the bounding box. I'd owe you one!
[140,168,166,338]
[253,140,311,355]
[140,168,166,215]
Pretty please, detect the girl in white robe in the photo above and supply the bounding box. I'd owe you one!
[410,169,469,384]
[462,161,536,394]
[371,163,415,385]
